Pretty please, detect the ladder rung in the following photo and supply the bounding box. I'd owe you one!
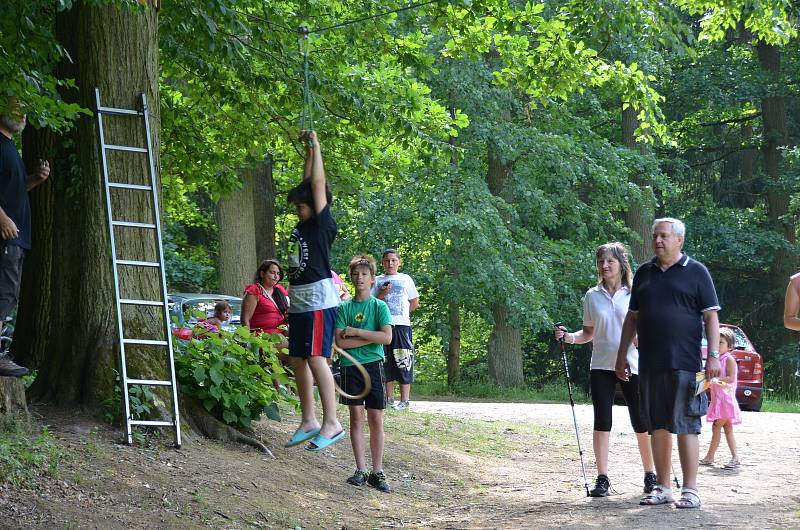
[108,182,152,191]
[126,378,173,386]
[112,221,156,229]
[105,144,148,153]
[123,339,169,346]
[117,260,160,268]
[130,420,175,427]
[120,299,164,306]
[97,105,143,116]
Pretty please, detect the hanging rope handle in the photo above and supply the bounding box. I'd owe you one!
[332,344,372,400]
[298,25,314,149]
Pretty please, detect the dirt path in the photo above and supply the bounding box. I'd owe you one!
[413,400,800,529]
[1,402,798,529]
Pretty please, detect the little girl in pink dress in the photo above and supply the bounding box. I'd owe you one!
[700,327,742,469]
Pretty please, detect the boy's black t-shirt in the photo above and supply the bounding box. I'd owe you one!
[287,204,337,286]
[0,135,31,249]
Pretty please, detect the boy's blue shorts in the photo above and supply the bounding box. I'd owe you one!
[288,307,338,358]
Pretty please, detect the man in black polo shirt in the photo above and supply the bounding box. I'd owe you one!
[0,96,50,377]
[615,217,721,509]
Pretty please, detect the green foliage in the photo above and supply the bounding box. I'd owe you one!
[163,219,216,292]
[0,414,64,487]
[414,380,589,404]
[174,326,294,428]
[0,1,89,130]
[102,370,164,425]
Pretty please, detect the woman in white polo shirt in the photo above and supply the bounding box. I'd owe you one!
[555,242,655,497]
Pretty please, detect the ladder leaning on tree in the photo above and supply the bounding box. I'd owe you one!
[94,88,181,448]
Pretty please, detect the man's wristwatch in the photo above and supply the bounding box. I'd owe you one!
[708,350,720,359]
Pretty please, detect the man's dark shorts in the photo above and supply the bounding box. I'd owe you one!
[383,324,414,384]
[640,368,708,435]
[0,242,25,320]
[340,360,387,409]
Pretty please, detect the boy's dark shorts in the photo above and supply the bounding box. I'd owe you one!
[639,368,708,435]
[340,360,386,409]
[0,243,25,320]
[383,325,414,384]
[288,307,338,358]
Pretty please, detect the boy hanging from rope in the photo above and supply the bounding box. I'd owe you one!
[284,130,345,451]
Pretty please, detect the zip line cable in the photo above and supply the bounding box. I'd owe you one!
[308,0,444,34]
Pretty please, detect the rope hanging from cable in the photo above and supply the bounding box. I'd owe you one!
[299,25,314,133]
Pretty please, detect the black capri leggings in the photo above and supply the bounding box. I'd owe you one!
[590,369,647,433]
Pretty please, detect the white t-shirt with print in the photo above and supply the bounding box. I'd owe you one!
[372,272,418,327]
[583,284,639,374]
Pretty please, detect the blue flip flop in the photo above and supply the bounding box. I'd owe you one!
[305,430,346,452]
[285,427,321,448]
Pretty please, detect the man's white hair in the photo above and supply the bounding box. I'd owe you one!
[652,217,685,238]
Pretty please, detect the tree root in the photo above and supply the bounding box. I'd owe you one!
[181,397,274,458]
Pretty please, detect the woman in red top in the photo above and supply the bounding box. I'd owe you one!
[242,260,289,349]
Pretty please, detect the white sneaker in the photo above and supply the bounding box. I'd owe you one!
[395,400,410,411]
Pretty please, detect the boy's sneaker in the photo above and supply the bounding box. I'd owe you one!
[386,397,396,409]
[0,355,29,378]
[346,469,369,486]
[367,471,392,493]
[395,400,410,411]
[589,474,611,497]
[644,472,658,494]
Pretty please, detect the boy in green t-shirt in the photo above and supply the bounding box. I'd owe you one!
[335,254,393,492]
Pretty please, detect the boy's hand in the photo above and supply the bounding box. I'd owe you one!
[342,326,360,338]
[299,129,319,148]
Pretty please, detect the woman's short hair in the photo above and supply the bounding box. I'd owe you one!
[349,254,376,277]
[719,327,737,351]
[595,242,634,290]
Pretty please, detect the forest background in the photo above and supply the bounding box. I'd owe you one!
[2,0,799,416]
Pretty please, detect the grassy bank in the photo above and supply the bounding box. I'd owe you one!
[0,413,64,487]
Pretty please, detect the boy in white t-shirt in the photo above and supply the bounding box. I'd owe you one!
[373,249,419,410]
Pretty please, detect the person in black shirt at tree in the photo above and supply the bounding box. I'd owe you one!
[0,96,50,377]
[283,130,345,451]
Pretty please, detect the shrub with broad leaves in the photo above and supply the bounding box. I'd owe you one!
[174,326,295,429]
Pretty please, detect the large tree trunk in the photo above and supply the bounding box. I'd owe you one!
[757,43,794,297]
[27,3,162,406]
[252,156,277,261]
[217,168,258,296]
[447,301,461,386]
[739,123,758,207]
[487,303,524,387]
[486,138,524,388]
[13,126,57,369]
[622,106,652,264]
[446,106,461,387]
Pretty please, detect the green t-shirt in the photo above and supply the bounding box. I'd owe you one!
[335,296,393,366]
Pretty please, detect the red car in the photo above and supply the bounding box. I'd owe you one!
[702,324,764,412]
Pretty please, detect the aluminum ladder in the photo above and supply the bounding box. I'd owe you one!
[95,88,181,448]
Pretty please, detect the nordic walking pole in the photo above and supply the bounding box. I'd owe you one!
[555,322,590,497]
